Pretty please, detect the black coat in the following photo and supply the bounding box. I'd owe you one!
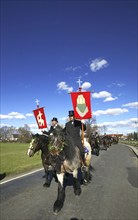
[64,120,86,156]
[43,124,62,135]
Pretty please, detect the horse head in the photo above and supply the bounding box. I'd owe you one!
[27,133,49,157]
[48,129,65,155]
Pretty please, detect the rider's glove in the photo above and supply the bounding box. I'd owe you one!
[81,119,85,124]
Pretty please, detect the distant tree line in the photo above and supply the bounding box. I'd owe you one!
[0,124,32,143]
[127,132,138,141]
[0,123,137,143]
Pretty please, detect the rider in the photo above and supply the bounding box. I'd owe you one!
[94,131,100,148]
[63,110,86,166]
[42,117,64,177]
[42,117,62,135]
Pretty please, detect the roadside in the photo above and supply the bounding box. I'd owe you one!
[121,143,138,157]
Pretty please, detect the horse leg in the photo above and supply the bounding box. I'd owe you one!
[81,166,91,185]
[82,143,92,185]
[43,166,53,187]
[73,169,81,196]
[53,173,65,214]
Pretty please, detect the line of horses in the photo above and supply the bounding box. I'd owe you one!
[27,130,118,214]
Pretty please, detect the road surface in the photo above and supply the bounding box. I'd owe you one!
[0,143,137,220]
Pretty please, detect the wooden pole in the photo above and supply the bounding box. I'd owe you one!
[82,122,84,147]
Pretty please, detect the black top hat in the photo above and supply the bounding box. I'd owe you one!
[68,110,74,116]
[51,117,58,122]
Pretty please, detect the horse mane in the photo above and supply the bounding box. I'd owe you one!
[35,134,49,155]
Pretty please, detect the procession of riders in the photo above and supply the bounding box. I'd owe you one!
[42,110,119,159]
[27,110,119,213]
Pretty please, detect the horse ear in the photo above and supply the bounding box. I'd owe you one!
[32,133,39,138]
[32,133,35,138]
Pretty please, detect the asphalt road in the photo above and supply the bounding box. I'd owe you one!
[0,143,138,220]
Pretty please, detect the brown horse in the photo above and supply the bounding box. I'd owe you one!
[27,134,58,187]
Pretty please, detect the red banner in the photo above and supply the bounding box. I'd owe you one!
[33,107,47,129]
[70,91,92,119]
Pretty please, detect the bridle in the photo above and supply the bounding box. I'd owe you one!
[28,139,34,149]
[28,138,40,155]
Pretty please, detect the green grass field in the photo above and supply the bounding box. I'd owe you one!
[0,142,42,177]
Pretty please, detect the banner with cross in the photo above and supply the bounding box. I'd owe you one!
[70,91,92,119]
[33,99,47,129]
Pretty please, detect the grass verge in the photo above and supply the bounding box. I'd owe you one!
[0,142,42,177]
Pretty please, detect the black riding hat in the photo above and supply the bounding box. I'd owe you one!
[68,110,74,117]
[51,117,58,122]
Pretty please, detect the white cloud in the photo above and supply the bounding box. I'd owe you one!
[93,91,111,98]
[26,113,33,117]
[81,82,92,90]
[122,102,138,109]
[104,96,118,102]
[84,72,88,76]
[93,108,128,116]
[92,91,118,102]
[28,124,38,129]
[98,118,138,131]
[90,58,108,72]
[57,81,73,93]
[116,83,125,87]
[0,123,11,127]
[65,66,82,71]
[0,112,26,119]
[108,82,125,88]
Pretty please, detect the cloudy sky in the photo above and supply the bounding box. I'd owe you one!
[1,0,138,135]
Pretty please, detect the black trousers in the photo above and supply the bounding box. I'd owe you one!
[74,139,85,161]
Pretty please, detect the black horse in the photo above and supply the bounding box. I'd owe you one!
[27,130,92,214]
[88,134,100,156]
[102,135,112,150]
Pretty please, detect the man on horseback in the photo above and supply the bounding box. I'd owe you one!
[42,117,62,135]
[63,110,86,166]
[42,117,64,178]
[90,131,100,156]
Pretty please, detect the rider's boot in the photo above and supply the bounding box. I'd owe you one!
[81,153,86,168]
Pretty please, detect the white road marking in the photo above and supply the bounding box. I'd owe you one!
[0,168,43,185]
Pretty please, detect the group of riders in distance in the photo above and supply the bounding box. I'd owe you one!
[27,110,119,214]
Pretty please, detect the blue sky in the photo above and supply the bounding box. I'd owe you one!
[1,0,138,135]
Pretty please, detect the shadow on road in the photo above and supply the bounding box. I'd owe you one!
[0,173,6,181]
[70,218,84,220]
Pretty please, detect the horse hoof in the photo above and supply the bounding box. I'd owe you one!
[74,188,81,196]
[43,182,51,187]
[83,179,88,185]
[53,200,63,214]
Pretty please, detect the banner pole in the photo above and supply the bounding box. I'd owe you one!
[82,123,84,147]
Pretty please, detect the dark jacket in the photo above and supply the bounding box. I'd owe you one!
[64,119,86,156]
[43,124,62,135]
